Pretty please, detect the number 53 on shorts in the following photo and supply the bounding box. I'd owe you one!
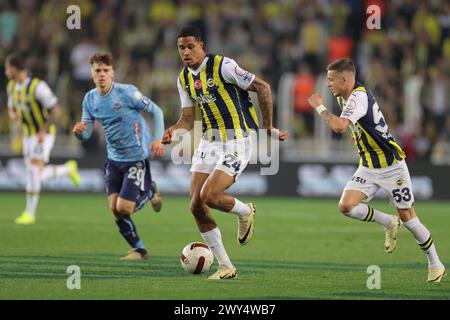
[391,187,412,203]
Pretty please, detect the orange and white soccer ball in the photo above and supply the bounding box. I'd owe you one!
[180,242,214,274]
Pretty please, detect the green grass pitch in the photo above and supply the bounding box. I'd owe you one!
[0,192,449,300]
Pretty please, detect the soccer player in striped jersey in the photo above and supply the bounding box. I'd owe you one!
[308,58,445,283]
[163,26,288,280]
[5,53,81,225]
[73,52,165,260]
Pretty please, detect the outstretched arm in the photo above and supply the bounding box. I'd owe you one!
[143,100,165,159]
[308,93,351,133]
[144,100,164,142]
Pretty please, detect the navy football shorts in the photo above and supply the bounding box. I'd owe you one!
[104,159,152,203]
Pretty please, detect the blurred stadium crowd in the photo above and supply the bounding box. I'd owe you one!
[0,0,449,161]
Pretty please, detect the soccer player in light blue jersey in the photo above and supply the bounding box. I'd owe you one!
[72,52,165,260]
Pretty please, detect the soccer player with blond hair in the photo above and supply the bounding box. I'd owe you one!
[308,58,445,283]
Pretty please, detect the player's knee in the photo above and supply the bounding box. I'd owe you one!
[189,197,203,215]
[338,201,355,215]
[397,207,415,222]
[116,202,134,215]
[30,158,44,167]
[204,193,219,208]
[200,189,219,208]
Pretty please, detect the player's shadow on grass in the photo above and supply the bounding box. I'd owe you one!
[0,254,187,280]
[235,259,427,273]
[0,255,433,281]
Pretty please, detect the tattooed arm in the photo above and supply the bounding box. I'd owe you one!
[308,93,351,133]
[248,76,288,140]
[247,76,273,129]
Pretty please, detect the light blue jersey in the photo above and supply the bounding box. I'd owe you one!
[77,82,164,162]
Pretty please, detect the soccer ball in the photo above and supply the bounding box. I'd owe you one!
[180,242,214,274]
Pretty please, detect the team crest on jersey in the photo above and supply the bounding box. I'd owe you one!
[113,102,122,110]
[396,179,403,186]
[194,80,202,89]
[206,78,215,88]
[346,98,356,110]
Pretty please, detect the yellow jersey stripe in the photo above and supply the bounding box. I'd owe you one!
[247,106,258,129]
[28,79,46,130]
[389,140,406,159]
[356,125,374,168]
[358,125,388,167]
[200,68,227,140]
[7,80,14,95]
[212,55,244,139]
[352,86,366,93]
[186,71,213,138]
[232,86,251,132]
[19,84,36,135]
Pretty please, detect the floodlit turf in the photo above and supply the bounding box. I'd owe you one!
[0,192,449,300]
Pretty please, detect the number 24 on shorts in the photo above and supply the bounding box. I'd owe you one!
[222,154,241,173]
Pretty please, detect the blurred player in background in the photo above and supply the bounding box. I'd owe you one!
[163,26,288,279]
[308,58,446,283]
[73,52,164,260]
[5,53,80,225]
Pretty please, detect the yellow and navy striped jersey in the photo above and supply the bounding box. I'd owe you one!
[178,54,259,141]
[337,82,405,169]
[7,78,56,136]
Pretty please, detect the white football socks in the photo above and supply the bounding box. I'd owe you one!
[403,217,443,268]
[201,227,233,269]
[25,193,39,218]
[25,164,41,217]
[344,203,394,227]
[230,198,250,218]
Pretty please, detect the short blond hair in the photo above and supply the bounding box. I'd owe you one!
[327,58,355,74]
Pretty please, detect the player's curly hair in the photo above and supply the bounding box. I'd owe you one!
[89,52,114,66]
[327,58,356,74]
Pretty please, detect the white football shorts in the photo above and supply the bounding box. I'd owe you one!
[344,160,414,209]
[22,133,55,163]
[190,136,252,180]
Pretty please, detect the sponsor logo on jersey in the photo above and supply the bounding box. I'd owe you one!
[234,66,246,76]
[195,93,217,104]
[342,109,354,117]
[113,102,122,110]
[194,80,202,89]
[346,99,356,110]
[235,65,253,82]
